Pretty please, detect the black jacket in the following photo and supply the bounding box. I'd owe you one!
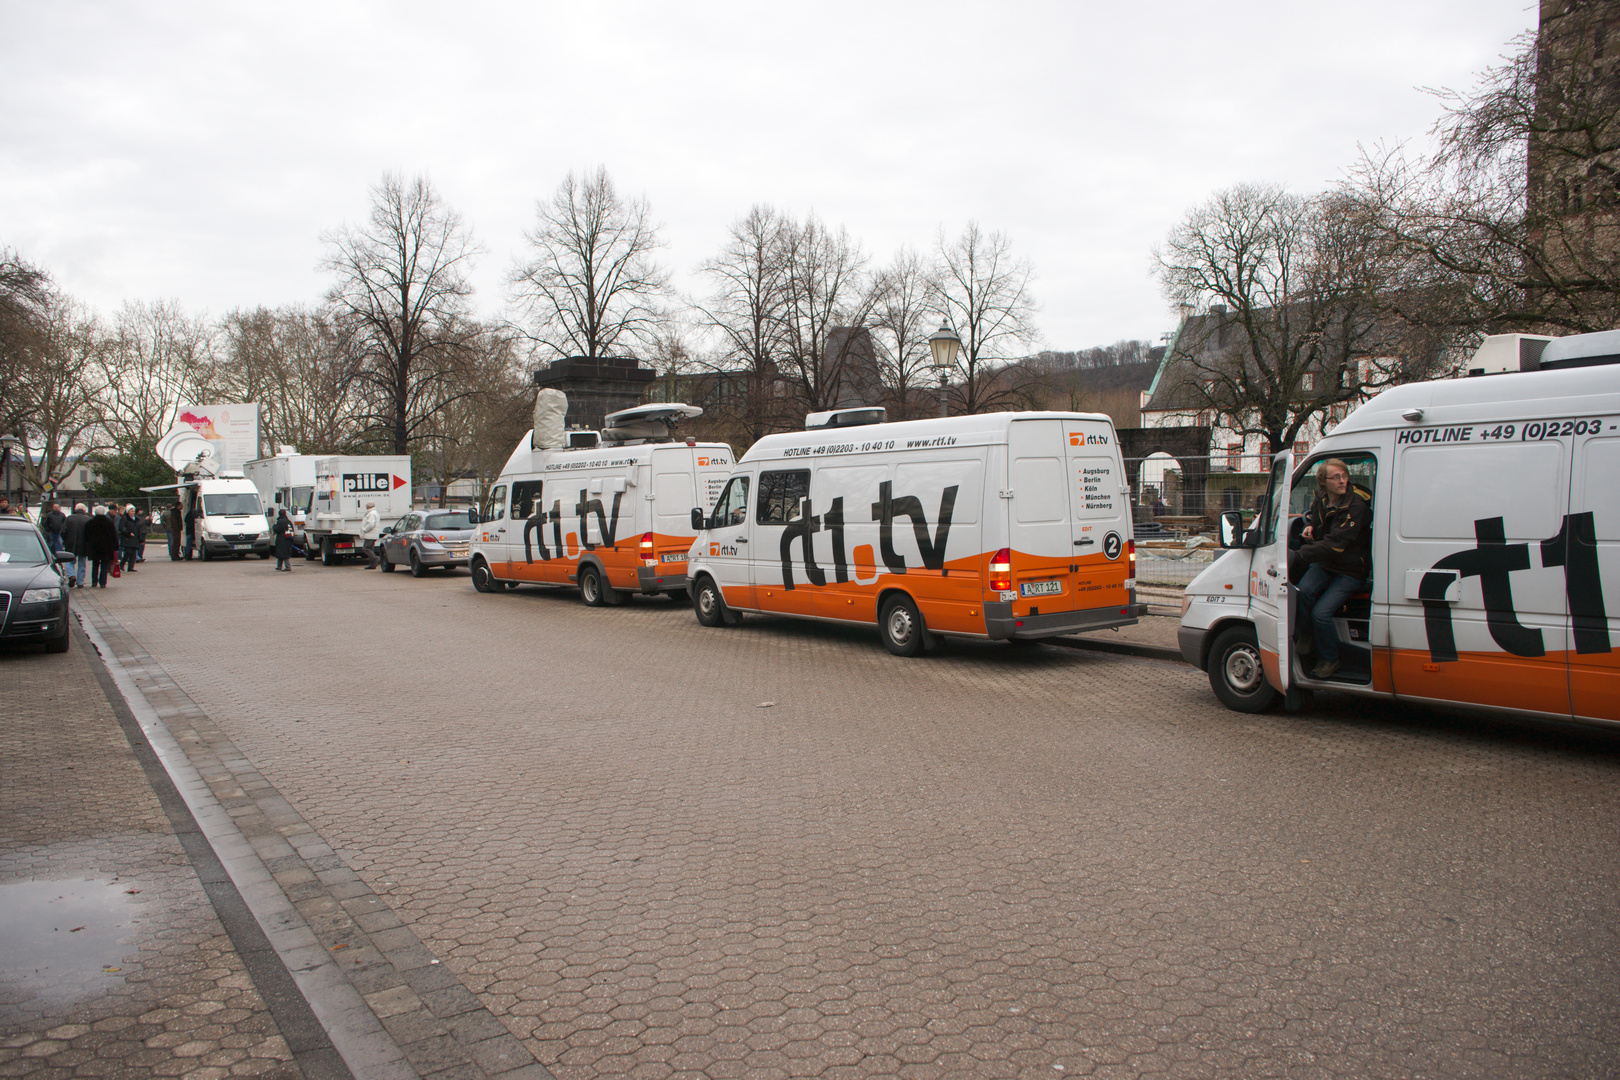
[117,513,139,548]
[63,511,89,556]
[273,516,294,558]
[85,514,119,558]
[1297,483,1373,579]
[42,508,66,536]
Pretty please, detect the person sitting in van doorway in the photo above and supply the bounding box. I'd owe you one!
[360,502,381,568]
[1294,458,1372,680]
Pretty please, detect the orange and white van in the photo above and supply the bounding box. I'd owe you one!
[683,407,1146,654]
[468,399,733,605]
[1179,329,1620,726]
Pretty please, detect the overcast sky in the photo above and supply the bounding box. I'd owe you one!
[2,1,1536,354]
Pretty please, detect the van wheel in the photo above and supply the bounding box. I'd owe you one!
[201,547,213,562]
[471,558,497,593]
[880,595,933,657]
[259,552,271,560]
[579,565,606,606]
[693,577,730,627]
[1208,625,1280,712]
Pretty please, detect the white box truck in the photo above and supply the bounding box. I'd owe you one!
[305,455,413,565]
[243,449,316,541]
[1178,328,1620,727]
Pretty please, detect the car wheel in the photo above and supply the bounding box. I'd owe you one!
[45,628,70,654]
[1208,624,1281,712]
[880,594,932,657]
[693,577,730,627]
[409,549,425,578]
[470,557,497,593]
[381,550,396,572]
[579,564,606,606]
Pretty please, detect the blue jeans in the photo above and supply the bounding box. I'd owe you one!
[1296,564,1362,663]
[74,556,88,585]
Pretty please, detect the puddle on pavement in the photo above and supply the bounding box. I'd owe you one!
[0,878,146,1006]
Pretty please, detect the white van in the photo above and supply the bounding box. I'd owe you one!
[1178,330,1620,727]
[469,399,733,604]
[683,408,1146,654]
[185,474,273,560]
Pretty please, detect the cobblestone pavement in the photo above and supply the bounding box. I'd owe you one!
[65,557,1620,1078]
[0,625,301,1080]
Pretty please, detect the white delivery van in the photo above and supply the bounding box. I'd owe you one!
[305,455,413,565]
[468,396,733,604]
[684,407,1146,655]
[243,448,316,538]
[142,433,275,560]
[1179,329,1620,727]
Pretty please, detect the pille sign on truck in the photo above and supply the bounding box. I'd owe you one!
[304,455,412,565]
[684,407,1147,655]
[468,391,733,605]
[1179,328,1620,726]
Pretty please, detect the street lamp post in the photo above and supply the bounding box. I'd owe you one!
[928,323,960,418]
[0,434,20,508]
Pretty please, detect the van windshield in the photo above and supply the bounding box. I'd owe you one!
[203,493,264,516]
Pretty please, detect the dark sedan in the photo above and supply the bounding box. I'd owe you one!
[0,518,72,653]
[379,509,476,577]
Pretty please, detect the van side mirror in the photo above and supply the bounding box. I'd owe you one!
[1218,511,1248,549]
[468,507,480,525]
[691,507,705,530]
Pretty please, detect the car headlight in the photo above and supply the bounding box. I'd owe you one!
[22,588,62,604]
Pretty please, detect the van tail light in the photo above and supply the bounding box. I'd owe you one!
[1128,539,1136,568]
[639,531,656,563]
[989,548,1011,592]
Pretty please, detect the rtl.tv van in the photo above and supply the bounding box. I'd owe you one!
[683,407,1146,654]
[468,393,733,605]
[1179,328,1619,727]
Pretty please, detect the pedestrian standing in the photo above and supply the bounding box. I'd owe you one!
[272,509,294,571]
[163,501,183,561]
[118,505,140,572]
[359,502,381,568]
[136,507,151,561]
[85,505,119,587]
[63,503,89,587]
[41,501,66,554]
[184,498,201,560]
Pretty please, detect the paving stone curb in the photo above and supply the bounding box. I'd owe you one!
[73,594,556,1080]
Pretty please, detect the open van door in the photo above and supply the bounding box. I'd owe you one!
[1249,450,1294,697]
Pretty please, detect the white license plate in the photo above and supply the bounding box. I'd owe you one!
[1019,580,1062,597]
[232,544,251,550]
[661,551,686,563]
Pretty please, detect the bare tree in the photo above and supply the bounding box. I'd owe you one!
[217,306,361,454]
[510,166,669,363]
[930,222,1040,414]
[1155,183,1441,453]
[1347,6,1620,338]
[321,172,481,454]
[0,249,56,439]
[14,296,114,497]
[695,205,793,444]
[99,299,215,449]
[870,245,937,421]
[413,322,528,505]
[775,214,878,413]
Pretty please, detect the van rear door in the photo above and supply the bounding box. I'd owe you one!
[1061,418,1130,604]
[1006,420,1072,603]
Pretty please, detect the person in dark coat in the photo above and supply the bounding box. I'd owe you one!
[184,499,201,560]
[41,502,67,553]
[135,508,151,562]
[117,505,140,572]
[272,509,294,571]
[63,503,89,587]
[85,506,119,587]
[163,502,183,560]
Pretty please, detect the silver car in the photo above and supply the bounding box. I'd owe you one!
[379,509,476,577]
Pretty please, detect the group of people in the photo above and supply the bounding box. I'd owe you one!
[21,500,151,589]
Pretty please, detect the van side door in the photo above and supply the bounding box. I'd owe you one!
[1250,452,1294,696]
[510,480,546,581]
[1387,430,1572,718]
[753,468,816,617]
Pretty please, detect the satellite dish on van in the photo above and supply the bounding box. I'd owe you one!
[599,402,703,444]
[156,425,216,472]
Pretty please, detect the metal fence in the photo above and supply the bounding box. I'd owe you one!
[1123,452,1276,589]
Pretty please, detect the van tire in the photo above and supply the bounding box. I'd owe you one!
[471,558,497,593]
[1208,625,1280,712]
[693,577,729,627]
[880,595,933,657]
[579,565,606,607]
